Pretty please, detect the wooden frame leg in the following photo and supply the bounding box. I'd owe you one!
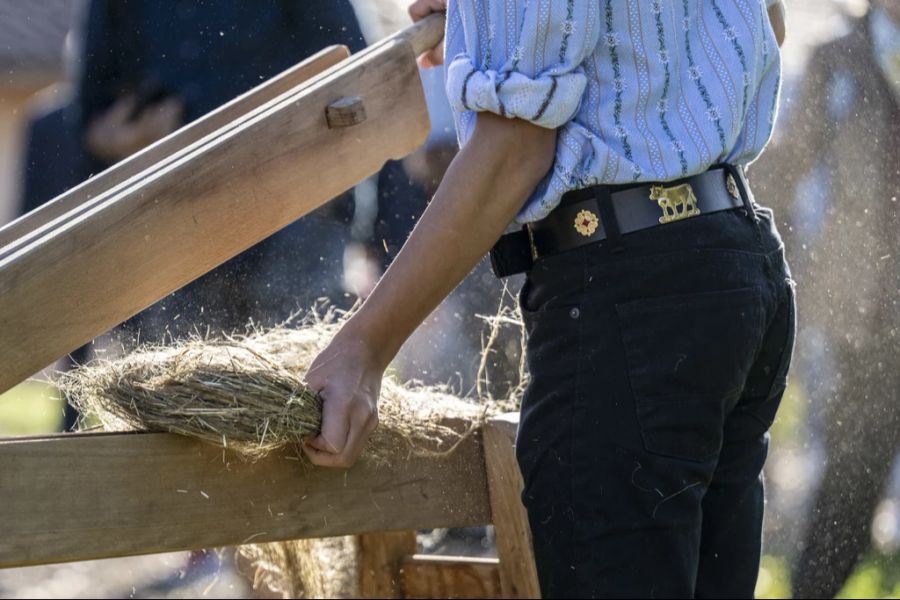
[484,413,541,599]
[357,531,418,599]
[401,554,502,598]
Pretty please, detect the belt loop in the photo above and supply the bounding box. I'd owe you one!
[594,187,625,253]
[525,223,539,261]
[723,164,756,222]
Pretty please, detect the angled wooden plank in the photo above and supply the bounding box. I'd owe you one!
[0,45,351,259]
[0,12,443,259]
[0,16,444,395]
[484,413,541,599]
[0,426,489,568]
[401,555,502,599]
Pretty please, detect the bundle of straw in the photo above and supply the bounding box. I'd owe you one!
[63,339,320,459]
[60,315,492,462]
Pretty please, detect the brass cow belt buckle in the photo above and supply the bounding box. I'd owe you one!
[649,182,701,224]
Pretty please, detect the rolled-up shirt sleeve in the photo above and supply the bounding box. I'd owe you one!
[445,0,601,129]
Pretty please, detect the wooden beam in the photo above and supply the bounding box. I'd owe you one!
[401,555,502,599]
[484,413,541,599]
[0,45,351,258]
[0,426,489,568]
[0,16,445,395]
[399,12,446,57]
[357,531,418,598]
[0,11,443,259]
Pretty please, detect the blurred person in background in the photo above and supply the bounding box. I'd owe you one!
[753,0,900,596]
[19,0,367,430]
[70,0,367,336]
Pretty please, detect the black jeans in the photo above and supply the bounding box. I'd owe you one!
[517,204,795,599]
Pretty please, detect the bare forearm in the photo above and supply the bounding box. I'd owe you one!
[345,114,555,366]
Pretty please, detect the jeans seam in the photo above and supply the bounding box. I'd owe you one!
[571,246,589,593]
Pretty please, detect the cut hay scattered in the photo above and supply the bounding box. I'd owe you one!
[59,308,522,597]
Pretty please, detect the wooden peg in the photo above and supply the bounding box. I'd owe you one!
[326,96,367,128]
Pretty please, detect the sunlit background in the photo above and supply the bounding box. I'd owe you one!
[0,0,897,598]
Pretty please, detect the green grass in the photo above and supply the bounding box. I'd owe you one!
[839,553,900,599]
[757,555,793,599]
[769,380,807,448]
[758,378,900,598]
[757,553,900,599]
[0,381,64,435]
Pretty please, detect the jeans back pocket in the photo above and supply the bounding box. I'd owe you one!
[616,287,765,462]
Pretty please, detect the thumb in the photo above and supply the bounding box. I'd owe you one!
[409,0,448,22]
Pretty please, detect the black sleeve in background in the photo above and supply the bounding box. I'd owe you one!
[281,0,367,55]
[72,0,141,135]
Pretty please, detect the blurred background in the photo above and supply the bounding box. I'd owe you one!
[0,0,897,598]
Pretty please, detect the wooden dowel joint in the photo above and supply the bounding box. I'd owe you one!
[326,96,367,128]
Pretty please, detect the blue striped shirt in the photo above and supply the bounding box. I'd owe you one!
[444,0,782,223]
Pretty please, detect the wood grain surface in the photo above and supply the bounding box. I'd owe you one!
[0,424,488,568]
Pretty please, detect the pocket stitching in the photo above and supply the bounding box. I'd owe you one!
[617,286,764,462]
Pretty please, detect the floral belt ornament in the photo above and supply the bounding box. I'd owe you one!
[574,209,600,237]
[649,182,701,224]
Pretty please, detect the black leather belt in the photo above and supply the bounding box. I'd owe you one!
[490,165,752,278]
